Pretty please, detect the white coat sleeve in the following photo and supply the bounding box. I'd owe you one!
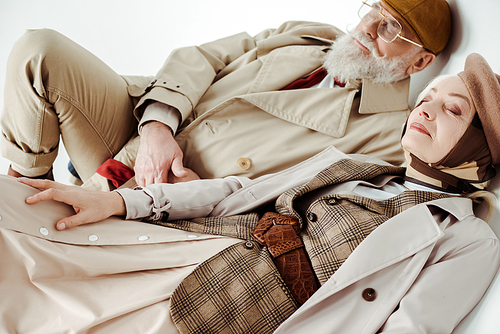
[378,217,500,333]
[117,145,352,221]
[115,176,251,221]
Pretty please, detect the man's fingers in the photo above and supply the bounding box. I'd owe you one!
[171,157,188,178]
[154,170,170,184]
[135,173,145,187]
[144,174,155,187]
[134,159,156,186]
[136,173,158,187]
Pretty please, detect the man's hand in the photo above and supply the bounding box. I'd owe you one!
[135,121,188,186]
[168,167,201,183]
[18,178,126,230]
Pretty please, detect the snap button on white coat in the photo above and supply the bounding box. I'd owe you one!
[88,234,99,242]
[187,234,198,239]
[236,157,252,171]
[39,227,49,236]
[138,235,149,241]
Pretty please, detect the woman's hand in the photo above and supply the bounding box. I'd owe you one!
[18,178,126,230]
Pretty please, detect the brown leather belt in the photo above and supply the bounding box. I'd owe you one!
[252,212,319,305]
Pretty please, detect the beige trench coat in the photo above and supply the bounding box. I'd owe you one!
[88,21,411,190]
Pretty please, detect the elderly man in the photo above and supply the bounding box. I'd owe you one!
[1,0,451,190]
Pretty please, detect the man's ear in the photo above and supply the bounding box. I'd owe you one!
[406,51,436,75]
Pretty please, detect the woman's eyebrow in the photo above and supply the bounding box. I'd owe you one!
[449,92,471,109]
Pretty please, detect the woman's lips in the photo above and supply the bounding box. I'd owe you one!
[409,122,431,136]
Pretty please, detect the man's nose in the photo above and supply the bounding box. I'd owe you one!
[361,17,380,40]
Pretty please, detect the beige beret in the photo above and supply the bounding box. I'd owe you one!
[381,0,452,55]
[458,53,500,165]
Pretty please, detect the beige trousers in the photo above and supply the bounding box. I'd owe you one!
[0,29,140,181]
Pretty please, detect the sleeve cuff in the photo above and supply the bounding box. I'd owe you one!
[115,188,155,220]
[115,177,247,221]
[139,101,182,134]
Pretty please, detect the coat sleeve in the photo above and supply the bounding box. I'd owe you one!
[116,176,251,221]
[133,21,341,130]
[378,217,500,334]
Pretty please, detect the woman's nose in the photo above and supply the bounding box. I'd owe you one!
[419,109,432,119]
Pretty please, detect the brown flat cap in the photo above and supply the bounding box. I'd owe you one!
[458,53,500,165]
[381,0,452,55]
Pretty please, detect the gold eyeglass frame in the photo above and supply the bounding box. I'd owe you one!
[358,1,423,48]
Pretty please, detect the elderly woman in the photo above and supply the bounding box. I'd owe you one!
[1,53,500,333]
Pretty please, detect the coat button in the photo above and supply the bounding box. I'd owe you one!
[327,198,336,205]
[362,288,377,302]
[237,157,252,171]
[307,212,317,222]
[244,241,254,249]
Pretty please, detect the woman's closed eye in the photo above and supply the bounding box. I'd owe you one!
[446,104,462,116]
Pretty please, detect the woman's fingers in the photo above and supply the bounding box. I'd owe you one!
[19,178,82,205]
[25,188,59,204]
[18,177,67,191]
[26,187,75,206]
[56,210,89,230]
[18,177,126,230]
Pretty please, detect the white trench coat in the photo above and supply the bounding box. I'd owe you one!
[0,147,498,333]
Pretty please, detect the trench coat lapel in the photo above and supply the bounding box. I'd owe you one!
[242,87,359,137]
[290,202,445,318]
[243,45,360,137]
[275,159,406,223]
[248,45,327,94]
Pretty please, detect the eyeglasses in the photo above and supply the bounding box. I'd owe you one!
[358,1,423,48]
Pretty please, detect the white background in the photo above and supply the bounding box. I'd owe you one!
[1,1,500,332]
[1,0,499,183]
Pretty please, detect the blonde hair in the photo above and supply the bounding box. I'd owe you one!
[414,74,458,107]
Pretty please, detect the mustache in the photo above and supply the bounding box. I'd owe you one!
[346,30,384,59]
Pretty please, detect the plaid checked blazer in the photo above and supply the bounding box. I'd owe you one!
[154,159,451,334]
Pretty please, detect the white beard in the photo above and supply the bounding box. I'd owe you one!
[323,30,419,85]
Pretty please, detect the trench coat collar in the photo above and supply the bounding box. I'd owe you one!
[275,159,406,224]
[290,195,475,318]
[359,76,410,114]
[244,43,411,136]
